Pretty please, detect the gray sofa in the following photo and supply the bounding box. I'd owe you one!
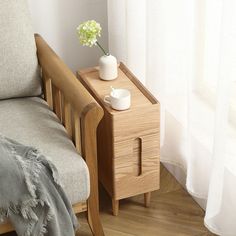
[0,0,104,235]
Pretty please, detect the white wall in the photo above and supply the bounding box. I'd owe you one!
[27,0,108,72]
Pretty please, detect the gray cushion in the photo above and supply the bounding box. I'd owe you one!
[0,0,42,99]
[0,97,90,204]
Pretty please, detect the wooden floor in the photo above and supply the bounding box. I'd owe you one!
[5,165,215,236]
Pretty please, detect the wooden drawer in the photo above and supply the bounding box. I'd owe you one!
[112,105,159,142]
[113,133,160,200]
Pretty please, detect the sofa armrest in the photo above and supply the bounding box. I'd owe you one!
[35,34,101,116]
[35,34,104,235]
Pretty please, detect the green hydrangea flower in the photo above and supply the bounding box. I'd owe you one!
[76,20,108,55]
[76,20,101,47]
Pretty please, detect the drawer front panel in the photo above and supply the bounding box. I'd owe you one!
[113,133,160,199]
[113,105,160,142]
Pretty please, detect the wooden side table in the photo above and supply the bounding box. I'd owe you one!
[77,63,160,216]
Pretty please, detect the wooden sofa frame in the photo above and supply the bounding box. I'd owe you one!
[0,35,104,236]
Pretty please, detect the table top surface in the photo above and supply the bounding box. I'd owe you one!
[78,63,158,115]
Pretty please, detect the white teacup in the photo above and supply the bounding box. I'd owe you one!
[104,88,131,111]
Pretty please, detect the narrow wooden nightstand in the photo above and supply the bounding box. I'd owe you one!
[77,63,160,216]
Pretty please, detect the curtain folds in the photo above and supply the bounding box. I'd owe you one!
[108,0,236,235]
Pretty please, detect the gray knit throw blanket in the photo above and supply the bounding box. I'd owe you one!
[0,134,78,236]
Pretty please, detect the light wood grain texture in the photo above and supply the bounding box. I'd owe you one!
[36,34,104,235]
[0,223,13,235]
[78,64,160,216]
[81,105,104,235]
[61,93,65,125]
[37,35,105,236]
[63,99,73,139]
[97,110,114,198]
[78,67,154,114]
[42,72,53,109]
[113,133,159,200]
[74,111,82,154]
[77,165,216,236]
[73,202,88,214]
[144,192,151,208]
[113,107,159,142]
[112,199,119,216]
[52,84,62,121]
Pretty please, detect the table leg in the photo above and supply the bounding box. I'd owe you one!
[112,199,119,216]
[144,192,151,207]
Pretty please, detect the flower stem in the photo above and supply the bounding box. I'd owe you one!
[96,41,109,55]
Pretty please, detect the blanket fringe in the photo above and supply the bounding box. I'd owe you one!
[0,135,69,236]
[4,145,57,236]
[38,205,54,236]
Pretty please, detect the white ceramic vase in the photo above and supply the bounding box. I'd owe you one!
[99,54,118,80]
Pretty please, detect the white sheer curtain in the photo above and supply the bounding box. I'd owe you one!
[108,0,236,235]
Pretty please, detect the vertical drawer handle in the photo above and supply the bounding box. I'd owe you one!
[133,138,142,176]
